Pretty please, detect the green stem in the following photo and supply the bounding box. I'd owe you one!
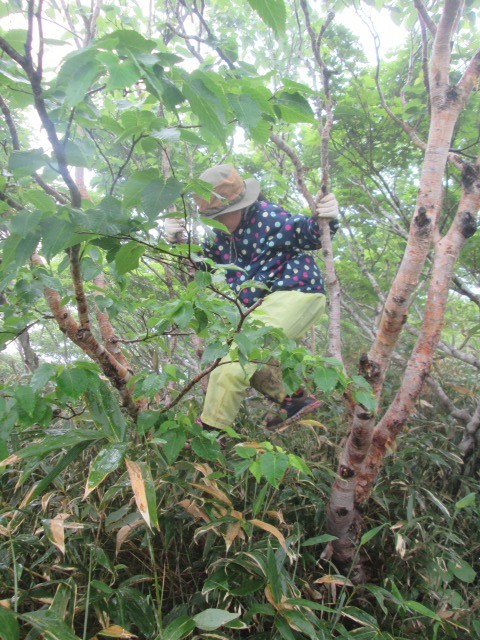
[82,545,94,640]
[147,529,162,628]
[9,537,18,613]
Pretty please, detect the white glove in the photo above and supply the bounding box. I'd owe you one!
[164,217,187,243]
[316,192,339,219]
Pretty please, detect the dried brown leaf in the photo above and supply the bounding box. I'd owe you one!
[191,482,233,507]
[250,518,287,552]
[116,517,144,555]
[126,459,150,530]
[98,625,138,638]
[178,499,210,523]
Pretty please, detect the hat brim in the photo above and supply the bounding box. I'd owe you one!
[201,177,261,218]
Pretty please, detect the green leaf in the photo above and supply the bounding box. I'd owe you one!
[56,367,92,399]
[183,74,227,144]
[172,300,194,328]
[106,59,141,90]
[274,616,296,640]
[252,483,269,517]
[266,544,282,602]
[136,410,159,436]
[57,52,102,107]
[235,445,258,459]
[199,215,229,234]
[99,29,156,53]
[141,178,183,218]
[193,609,240,631]
[114,241,146,275]
[352,388,377,413]
[0,606,19,640]
[282,610,317,639]
[122,169,159,209]
[341,606,379,629]
[273,91,315,123]
[14,385,36,417]
[159,77,186,109]
[179,128,208,146]
[360,524,386,546]
[286,599,336,613]
[41,218,83,260]
[30,363,56,392]
[8,149,48,178]
[404,600,441,621]
[161,429,187,465]
[447,558,476,583]
[0,28,27,53]
[247,0,286,34]
[84,380,127,442]
[162,616,196,640]
[228,93,262,132]
[423,488,451,518]
[9,209,42,236]
[250,117,271,144]
[1,232,40,270]
[201,341,229,365]
[23,189,56,214]
[313,365,338,392]
[15,430,106,461]
[249,459,261,482]
[50,581,76,623]
[191,436,222,461]
[64,140,89,167]
[288,453,312,476]
[455,492,476,510]
[22,442,91,506]
[85,443,127,496]
[259,452,289,488]
[20,610,81,639]
[77,198,129,236]
[302,534,338,547]
[351,375,372,390]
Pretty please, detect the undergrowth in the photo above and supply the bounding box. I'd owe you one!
[0,393,479,640]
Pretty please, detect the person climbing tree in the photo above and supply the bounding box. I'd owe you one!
[165,164,340,430]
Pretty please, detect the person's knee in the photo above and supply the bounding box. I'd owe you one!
[210,361,249,391]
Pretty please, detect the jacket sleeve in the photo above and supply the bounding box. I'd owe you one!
[272,212,339,251]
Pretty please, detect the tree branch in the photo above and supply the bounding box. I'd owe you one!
[30,253,139,417]
[413,0,437,37]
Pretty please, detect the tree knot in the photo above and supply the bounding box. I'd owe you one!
[414,206,431,231]
[340,465,355,479]
[359,354,380,383]
[76,327,91,340]
[461,163,480,192]
[460,211,477,239]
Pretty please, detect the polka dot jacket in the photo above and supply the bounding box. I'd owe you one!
[202,200,338,308]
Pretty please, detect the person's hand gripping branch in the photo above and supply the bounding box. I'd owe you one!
[164,216,187,244]
[315,192,339,219]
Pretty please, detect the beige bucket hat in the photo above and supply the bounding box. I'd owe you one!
[194,164,260,218]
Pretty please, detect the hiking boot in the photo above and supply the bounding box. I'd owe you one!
[264,390,320,429]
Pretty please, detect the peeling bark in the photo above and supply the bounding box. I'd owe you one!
[31,254,139,418]
[326,1,480,575]
[93,273,133,374]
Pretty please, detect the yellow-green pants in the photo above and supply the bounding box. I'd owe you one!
[200,290,326,428]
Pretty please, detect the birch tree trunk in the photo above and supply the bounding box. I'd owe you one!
[325,0,480,575]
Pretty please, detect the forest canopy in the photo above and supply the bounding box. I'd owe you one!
[0,0,479,639]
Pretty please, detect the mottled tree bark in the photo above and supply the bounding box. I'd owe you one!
[326,0,480,573]
[17,331,40,373]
